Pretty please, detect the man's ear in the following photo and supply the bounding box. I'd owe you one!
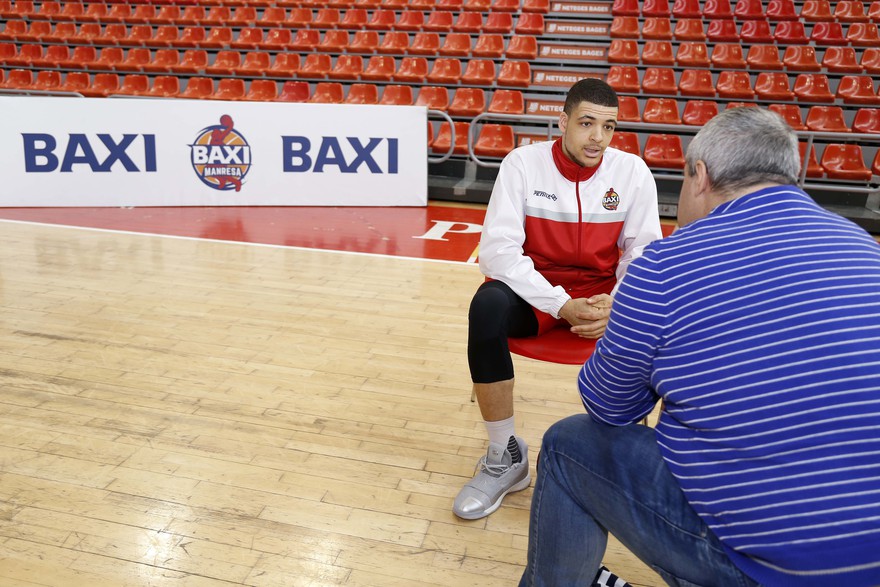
[693,160,711,196]
[558,112,568,134]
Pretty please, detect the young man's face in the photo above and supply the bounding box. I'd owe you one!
[558,101,618,168]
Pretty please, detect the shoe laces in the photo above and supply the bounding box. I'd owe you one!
[475,455,510,477]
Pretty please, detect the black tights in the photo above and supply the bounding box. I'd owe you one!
[467,281,539,384]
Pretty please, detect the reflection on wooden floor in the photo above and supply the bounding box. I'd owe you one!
[0,220,662,586]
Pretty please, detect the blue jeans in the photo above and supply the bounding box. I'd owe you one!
[519,415,760,587]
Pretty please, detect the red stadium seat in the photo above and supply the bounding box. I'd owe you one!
[393,56,429,82]
[674,18,706,40]
[643,17,674,39]
[492,0,520,11]
[118,74,150,96]
[318,30,349,52]
[231,27,263,50]
[141,49,180,74]
[607,39,640,64]
[338,8,367,29]
[768,103,807,130]
[810,22,845,44]
[310,82,345,104]
[798,142,824,178]
[643,134,686,168]
[847,22,880,45]
[6,43,41,67]
[679,69,716,97]
[178,6,206,25]
[706,19,739,41]
[484,12,514,33]
[278,81,310,102]
[774,20,809,43]
[873,151,880,177]
[610,16,640,38]
[505,35,537,59]
[821,144,872,180]
[606,65,640,92]
[60,72,91,95]
[396,11,425,31]
[42,44,69,67]
[212,78,246,101]
[291,29,321,51]
[805,106,850,132]
[836,76,880,105]
[734,0,765,19]
[712,44,747,69]
[440,33,472,56]
[488,89,525,114]
[231,6,258,26]
[676,42,710,67]
[461,59,496,84]
[379,84,414,105]
[609,131,641,154]
[793,73,835,102]
[346,83,380,105]
[747,45,783,70]
[782,46,820,71]
[120,48,151,71]
[703,0,733,18]
[432,121,470,155]
[174,50,209,74]
[287,7,314,27]
[766,0,798,19]
[349,31,380,53]
[641,67,677,94]
[32,69,62,92]
[755,72,794,100]
[474,124,515,158]
[177,27,206,48]
[361,55,396,80]
[92,46,124,71]
[673,0,702,18]
[682,100,719,125]
[409,32,441,54]
[853,108,880,133]
[835,0,869,21]
[449,87,486,116]
[298,53,332,78]
[515,13,544,35]
[202,27,233,50]
[0,68,32,89]
[522,0,550,11]
[424,11,454,31]
[643,0,671,16]
[740,19,773,42]
[244,79,277,102]
[268,53,300,77]
[820,48,860,74]
[313,8,341,27]
[497,60,530,87]
[473,34,505,58]
[643,97,682,123]
[366,9,396,29]
[415,85,449,110]
[89,72,120,97]
[612,0,640,15]
[206,50,241,75]
[859,48,880,73]
[147,75,180,98]
[800,0,833,20]
[203,6,230,26]
[716,70,754,98]
[331,54,364,79]
[258,7,286,27]
[427,58,463,83]
[377,31,410,53]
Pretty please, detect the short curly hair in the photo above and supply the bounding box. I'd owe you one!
[563,78,619,115]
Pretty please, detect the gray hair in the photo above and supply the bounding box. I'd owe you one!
[685,107,801,197]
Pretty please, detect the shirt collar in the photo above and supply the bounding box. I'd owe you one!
[552,138,601,183]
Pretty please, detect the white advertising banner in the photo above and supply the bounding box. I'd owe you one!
[0,96,427,206]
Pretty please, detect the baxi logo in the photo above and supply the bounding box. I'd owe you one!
[190,115,251,192]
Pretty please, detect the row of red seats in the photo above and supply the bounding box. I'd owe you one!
[608,66,880,104]
[0,0,551,20]
[1,4,547,33]
[607,19,880,46]
[0,21,541,58]
[0,43,532,85]
[609,38,880,67]
[614,0,880,22]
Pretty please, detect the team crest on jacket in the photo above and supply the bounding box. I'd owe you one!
[602,187,620,211]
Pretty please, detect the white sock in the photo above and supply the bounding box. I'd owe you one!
[484,416,516,447]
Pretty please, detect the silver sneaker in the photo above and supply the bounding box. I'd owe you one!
[453,437,530,520]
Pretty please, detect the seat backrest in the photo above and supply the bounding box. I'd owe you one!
[379,84,414,105]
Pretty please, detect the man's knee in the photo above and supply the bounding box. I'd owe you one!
[469,282,514,328]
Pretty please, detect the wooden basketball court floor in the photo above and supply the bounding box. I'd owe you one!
[0,203,669,587]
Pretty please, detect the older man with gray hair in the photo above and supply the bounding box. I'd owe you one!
[519,107,880,587]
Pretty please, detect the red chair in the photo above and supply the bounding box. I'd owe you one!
[810,22,846,44]
[92,46,124,71]
[449,87,486,116]
[313,8,341,27]
[766,0,798,19]
[800,0,834,20]
[366,9,396,29]
[453,11,483,32]
[211,78,246,101]
[118,74,150,96]
[472,34,505,58]
[798,142,824,178]
[424,11,454,31]
[740,19,773,42]
[440,33,472,56]
[641,67,677,95]
[129,5,156,24]
[703,0,733,18]
[346,83,380,105]
[782,46,820,71]
[805,106,850,132]
[331,54,363,79]
[860,48,880,73]
[231,27,263,50]
[821,144,872,180]
[268,54,300,77]
[202,27,233,50]
[673,0,702,18]
[203,6,230,26]
[755,72,794,100]
[606,65,640,92]
[679,69,715,97]
[836,76,880,105]
[643,97,682,123]
[298,53,332,78]
[492,0,520,11]
[515,13,544,35]
[643,134,686,168]
[643,17,674,39]
[847,22,880,45]
[707,19,740,41]
[377,31,410,53]
[6,43,41,67]
[244,79,277,102]
[484,12,514,33]
[869,0,880,21]
[610,16,640,38]
[178,6,206,25]
[173,50,208,74]
[310,82,345,104]
[415,85,449,110]
[716,70,754,98]
[676,42,710,67]
[474,124,515,158]
[827,49,866,74]
[835,0,869,21]
[793,73,834,102]
[258,7,286,27]
[682,100,719,125]
[261,29,292,52]
[642,40,675,65]
[349,30,380,53]
[607,39,640,64]
[0,68,32,89]
[318,30,349,52]
[747,45,782,70]
[488,89,524,114]
[287,7,314,27]
[396,11,425,31]
[42,44,69,67]
[392,56,429,82]
[617,96,641,121]
[674,18,706,40]
[853,108,880,133]
[206,50,242,75]
[461,59,496,84]
[119,48,151,71]
[88,72,121,97]
[643,0,671,16]
[409,32,441,54]
[177,27,206,48]
[505,35,537,59]
[278,81,310,102]
[147,76,180,98]
[427,58,463,83]
[290,29,320,51]
[236,52,272,76]
[612,0,640,15]
[768,103,807,129]
[497,61,530,87]
[32,70,62,92]
[179,77,214,99]
[734,0,765,18]
[609,131,641,154]
[774,20,808,43]
[432,121,470,155]
[379,84,414,105]
[338,8,368,29]
[361,55,396,80]
[63,45,96,69]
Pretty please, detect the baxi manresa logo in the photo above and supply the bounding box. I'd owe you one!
[190,114,251,192]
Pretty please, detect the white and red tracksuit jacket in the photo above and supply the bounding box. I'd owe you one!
[479,138,662,319]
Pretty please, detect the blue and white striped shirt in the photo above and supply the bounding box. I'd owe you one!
[580,186,880,585]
